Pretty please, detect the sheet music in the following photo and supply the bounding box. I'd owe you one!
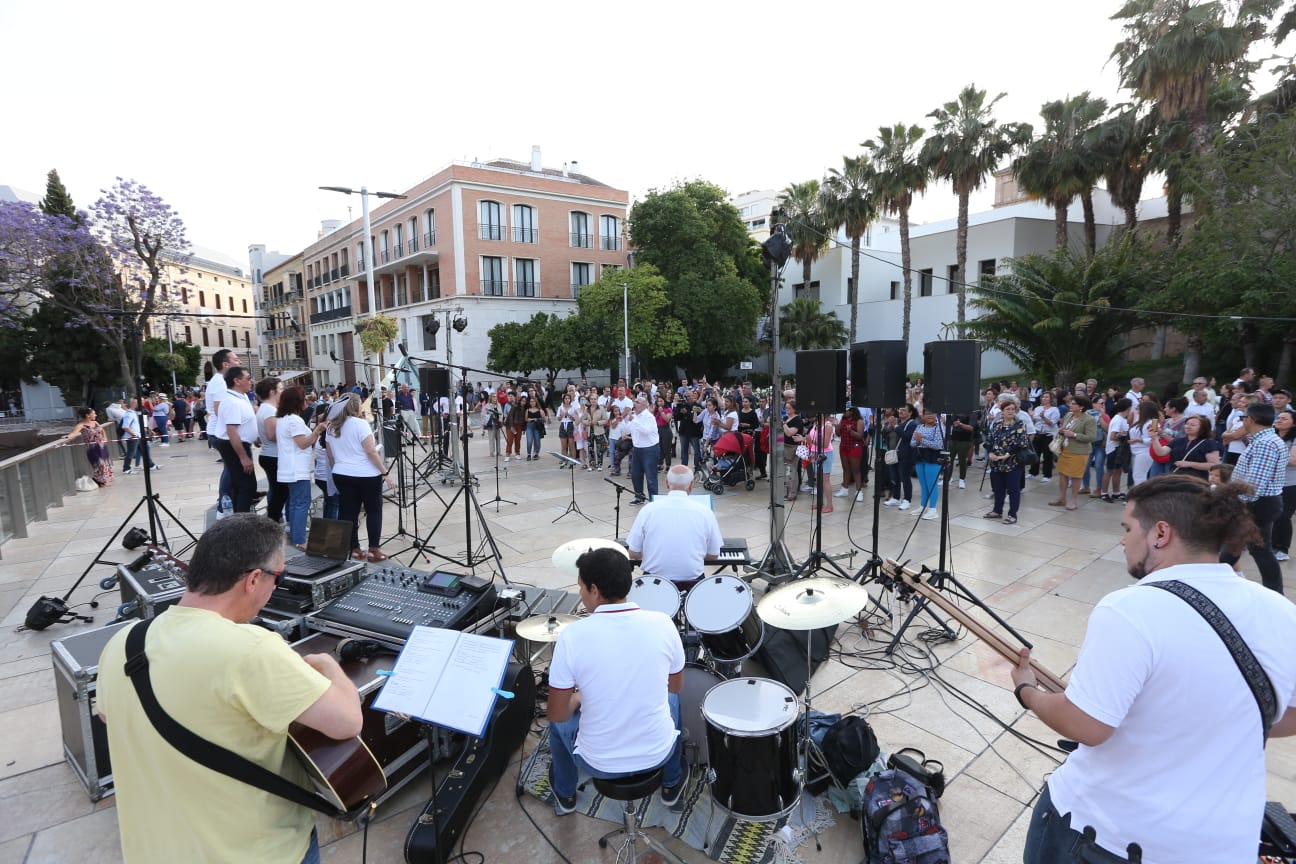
[372,626,514,737]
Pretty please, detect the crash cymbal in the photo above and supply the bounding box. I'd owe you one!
[516,613,583,642]
[551,537,628,580]
[756,576,871,630]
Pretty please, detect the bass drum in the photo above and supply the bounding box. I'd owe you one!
[685,575,764,662]
[627,575,681,620]
[678,663,724,768]
[702,677,800,821]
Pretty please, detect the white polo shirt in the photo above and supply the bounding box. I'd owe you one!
[216,392,256,446]
[548,602,683,774]
[206,373,231,440]
[625,408,659,449]
[626,490,722,582]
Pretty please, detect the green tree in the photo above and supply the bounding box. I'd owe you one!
[40,170,78,222]
[1013,93,1109,252]
[778,180,830,299]
[922,85,1032,324]
[964,238,1150,386]
[821,155,878,344]
[577,264,688,371]
[487,320,534,378]
[140,338,201,392]
[864,123,928,350]
[1089,105,1155,233]
[779,296,849,351]
[628,180,766,373]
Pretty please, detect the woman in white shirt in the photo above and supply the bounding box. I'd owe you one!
[327,394,395,561]
[1127,399,1162,487]
[254,378,287,524]
[1101,397,1133,502]
[275,387,328,547]
[1030,391,1060,483]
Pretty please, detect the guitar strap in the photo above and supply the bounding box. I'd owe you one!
[123,617,344,816]
[1143,579,1277,742]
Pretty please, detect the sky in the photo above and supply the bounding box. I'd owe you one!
[1,0,1144,267]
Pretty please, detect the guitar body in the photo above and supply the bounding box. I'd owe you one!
[288,723,387,814]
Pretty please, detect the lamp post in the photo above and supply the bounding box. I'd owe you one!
[164,317,178,394]
[319,185,407,399]
[621,281,630,384]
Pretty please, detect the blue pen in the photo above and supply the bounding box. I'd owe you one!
[491,688,514,699]
[376,669,393,677]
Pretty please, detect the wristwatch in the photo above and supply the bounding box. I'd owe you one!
[1014,682,1040,708]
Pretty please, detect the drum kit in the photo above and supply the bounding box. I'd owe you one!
[520,538,875,825]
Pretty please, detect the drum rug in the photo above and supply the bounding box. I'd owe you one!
[521,741,835,864]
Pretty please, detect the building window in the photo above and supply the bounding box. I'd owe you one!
[199,290,206,307]
[479,201,503,241]
[202,327,209,347]
[407,217,418,253]
[380,230,390,264]
[230,329,237,346]
[184,325,192,343]
[599,215,622,251]
[919,269,934,297]
[396,274,408,307]
[217,329,224,347]
[514,259,538,297]
[602,263,622,278]
[424,209,436,246]
[946,264,958,291]
[513,205,537,243]
[571,262,592,298]
[242,298,248,313]
[570,212,591,248]
[481,256,506,295]
[979,258,996,278]
[393,224,404,259]
[890,281,900,300]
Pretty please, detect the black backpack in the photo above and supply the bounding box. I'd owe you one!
[807,715,879,795]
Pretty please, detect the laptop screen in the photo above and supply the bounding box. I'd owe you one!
[304,518,352,560]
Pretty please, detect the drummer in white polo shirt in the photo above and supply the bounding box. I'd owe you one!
[626,465,723,591]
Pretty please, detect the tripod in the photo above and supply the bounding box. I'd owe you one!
[853,416,887,584]
[551,453,590,523]
[381,413,428,558]
[787,414,854,582]
[480,427,516,512]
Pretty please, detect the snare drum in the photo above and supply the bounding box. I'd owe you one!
[628,576,682,619]
[679,663,724,768]
[702,677,800,821]
[684,575,764,662]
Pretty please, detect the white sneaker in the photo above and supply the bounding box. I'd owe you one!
[801,484,813,493]
[922,509,939,520]
[159,443,170,447]
[1039,476,1051,483]
[958,479,966,489]
[856,491,866,502]
[913,506,926,516]
[883,498,899,506]
[1277,551,1291,562]
[833,488,850,498]
[504,456,509,463]
[898,500,911,510]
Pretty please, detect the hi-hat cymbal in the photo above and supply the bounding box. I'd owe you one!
[551,537,628,580]
[756,576,871,629]
[516,613,583,642]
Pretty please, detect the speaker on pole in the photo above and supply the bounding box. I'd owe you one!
[419,366,450,401]
[795,350,847,415]
[923,340,981,415]
[850,341,907,408]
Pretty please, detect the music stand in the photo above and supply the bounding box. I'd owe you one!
[786,414,854,582]
[551,453,590,523]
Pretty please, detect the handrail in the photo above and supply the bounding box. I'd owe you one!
[0,421,113,555]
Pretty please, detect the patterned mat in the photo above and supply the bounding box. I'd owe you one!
[520,741,833,864]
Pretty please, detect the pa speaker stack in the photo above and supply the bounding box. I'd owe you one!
[923,340,981,415]
[419,366,450,401]
[849,341,907,408]
[795,350,847,415]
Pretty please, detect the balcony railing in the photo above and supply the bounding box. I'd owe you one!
[600,235,623,251]
[380,249,392,264]
[392,243,403,259]
[424,231,436,246]
[355,258,366,273]
[309,306,353,324]
[331,268,339,281]
[480,279,507,296]
[571,282,590,298]
[322,270,332,284]
[512,227,537,244]
[478,225,503,241]
[407,236,418,254]
[514,280,540,298]
[570,232,592,248]
[339,264,350,278]
[0,431,89,555]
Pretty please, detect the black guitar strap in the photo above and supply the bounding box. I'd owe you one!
[123,617,344,816]
[1144,579,1277,742]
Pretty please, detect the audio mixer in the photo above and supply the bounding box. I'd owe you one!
[309,563,498,641]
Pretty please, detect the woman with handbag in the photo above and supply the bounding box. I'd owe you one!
[883,406,918,510]
[1128,400,1162,487]
[983,398,1030,524]
[1161,415,1221,481]
[806,413,837,513]
[910,409,945,520]
[1050,395,1097,510]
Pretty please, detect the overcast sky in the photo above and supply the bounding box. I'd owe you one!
[3,0,1143,266]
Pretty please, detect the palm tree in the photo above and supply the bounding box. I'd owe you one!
[864,124,928,350]
[779,296,849,350]
[821,155,877,344]
[1111,0,1275,161]
[1013,93,1109,252]
[922,85,1032,324]
[1088,105,1155,234]
[778,180,830,297]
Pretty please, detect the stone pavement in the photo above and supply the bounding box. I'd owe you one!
[1,437,1293,864]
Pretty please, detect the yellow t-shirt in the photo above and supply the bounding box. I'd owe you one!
[98,606,330,863]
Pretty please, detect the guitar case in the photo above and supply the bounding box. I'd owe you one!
[404,662,536,863]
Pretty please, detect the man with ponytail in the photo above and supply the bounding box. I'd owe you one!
[1014,475,1296,864]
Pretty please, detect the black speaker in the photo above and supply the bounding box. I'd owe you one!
[795,350,847,415]
[923,340,981,415]
[850,340,907,408]
[419,366,450,401]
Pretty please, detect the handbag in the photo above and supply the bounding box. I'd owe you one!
[795,443,810,461]
[1017,438,1040,466]
[1049,436,1063,458]
[884,449,899,465]
[1150,435,1172,464]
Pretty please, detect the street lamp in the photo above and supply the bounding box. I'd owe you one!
[319,185,407,398]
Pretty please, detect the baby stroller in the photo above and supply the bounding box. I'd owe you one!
[700,431,756,493]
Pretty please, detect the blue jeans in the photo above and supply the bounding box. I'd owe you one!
[526,424,542,457]
[915,459,942,509]
[1024,783,1139,863]
[548,693,682,800]
[678,434,702,467]
[1083,447,1105,489]
[315,479,340,519]
[990,465,1024,517]
[299,829,320,864]
[1147,459,1170,479]
[123,437,154,469]
[631,445,659,499]
[285,479,311,545]
[888,457,913,501]
[153,418,169,444]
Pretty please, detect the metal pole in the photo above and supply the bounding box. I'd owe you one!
[166,319,177,393]
[622,281,630,384]
[360,187,378,401]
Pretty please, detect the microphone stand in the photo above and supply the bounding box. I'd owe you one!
[604,477,632,537]
[787,413,854,581]
[855,411,886,583]
[482,428,516,512]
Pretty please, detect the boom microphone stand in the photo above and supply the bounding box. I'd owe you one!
[787,413,854,582]
[854,416,887,583]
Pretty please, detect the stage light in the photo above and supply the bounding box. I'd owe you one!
[425,318,440,336]
[452,316,467,333]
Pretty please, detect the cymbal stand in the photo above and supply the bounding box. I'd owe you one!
[753,415,797,586]
[854,420,887,584]
[787,414,854,582]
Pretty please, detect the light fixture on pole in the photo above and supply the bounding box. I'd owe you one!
[319,185,408,400]
[621,281,630,383]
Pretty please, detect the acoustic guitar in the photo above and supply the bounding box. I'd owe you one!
[287,723,387,814]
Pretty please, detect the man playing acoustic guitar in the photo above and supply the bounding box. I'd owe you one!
[98,514,362,863]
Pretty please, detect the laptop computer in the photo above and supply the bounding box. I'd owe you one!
[283,518,354,577]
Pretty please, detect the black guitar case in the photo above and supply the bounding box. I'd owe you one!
[403,662,536,863]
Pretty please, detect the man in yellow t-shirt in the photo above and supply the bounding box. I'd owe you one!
[98,514,363,863]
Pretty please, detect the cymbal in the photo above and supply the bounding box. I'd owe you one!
[756,576,871,629]
[551,537,628,580]
[516,613,583,642]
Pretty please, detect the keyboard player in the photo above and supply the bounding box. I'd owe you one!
[626,465,723,592]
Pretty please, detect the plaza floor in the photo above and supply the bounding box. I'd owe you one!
[1,436,1293,864]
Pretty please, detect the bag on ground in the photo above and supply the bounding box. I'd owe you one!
[861,762,951,864]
